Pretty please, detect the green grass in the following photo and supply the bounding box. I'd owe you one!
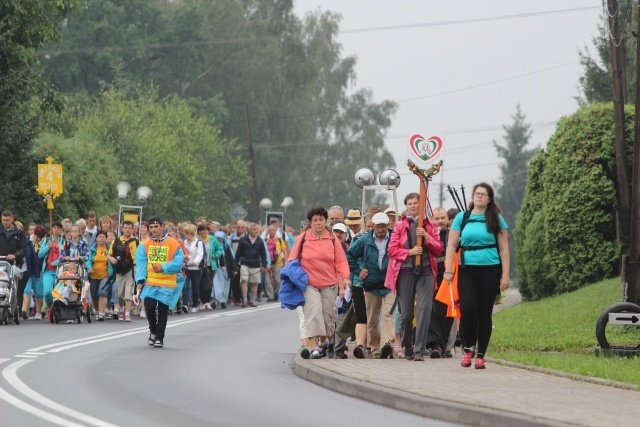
[491,278,640,387]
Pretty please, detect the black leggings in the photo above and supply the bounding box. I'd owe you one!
[351,286,367,324]
[458,264,501,356]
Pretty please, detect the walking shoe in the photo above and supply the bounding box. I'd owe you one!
[412,353,425,361]
[21,310,28,320]
[475,356,486,369]
[140,310,147,319]
[310,345,326,359]
[190,307,198,313]
[154,339,164,348]
[98,313,105,321]
[117,311,124,321]
[326,343,335,359]
[249,302,257,307]
[220,303,226,309]
[241,302,247,308]
[147,334,156,346]
[300,347,310,359]
[181,305,188,314]
[34,312,42,320]
[124,313,131,322]
[335,351,348,359]
[444,349,453,358]
[461,350,475,368]
[353,346,365,359]
[380,343,393,359]
[430,346,442,359]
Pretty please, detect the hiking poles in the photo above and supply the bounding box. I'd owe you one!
[460,185,467,208]
[447,185,465,211]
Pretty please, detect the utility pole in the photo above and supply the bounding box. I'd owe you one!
[628,3,640,304]
[244,104,259,222]
[438,171,445,207]
[608,0,631,255]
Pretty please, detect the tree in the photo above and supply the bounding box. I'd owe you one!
[516,103,634,299]
[577,2,637,105]
[493,104,535,276]
[39,0,397,222]
[0,0,77,222]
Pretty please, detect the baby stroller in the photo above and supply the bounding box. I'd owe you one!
[0,256,21,325]
[50,259,92,324]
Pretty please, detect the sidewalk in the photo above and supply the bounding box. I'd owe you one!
[292,290,640,426]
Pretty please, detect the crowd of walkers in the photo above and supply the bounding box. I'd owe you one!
[0,180,510,363]
[285,182,510,369]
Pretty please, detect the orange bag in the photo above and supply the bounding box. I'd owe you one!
[435,250,460,318]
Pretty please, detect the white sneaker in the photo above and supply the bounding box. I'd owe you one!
[34,312,42,320]
[190,307,198,313]
[140,311,147,319]
[204,303,212,310]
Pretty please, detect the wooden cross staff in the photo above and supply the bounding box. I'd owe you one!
[408,160,443,272]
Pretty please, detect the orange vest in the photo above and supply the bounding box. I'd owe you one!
[144,237,181,288]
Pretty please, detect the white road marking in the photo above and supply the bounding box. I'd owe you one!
[225,304,280,316]
[14,355,38,359]
[23,352,46,355]
[3,359,120,427]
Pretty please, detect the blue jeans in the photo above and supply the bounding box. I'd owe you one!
[183,269,203,307]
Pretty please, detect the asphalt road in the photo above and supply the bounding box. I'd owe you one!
[0,303,457,427]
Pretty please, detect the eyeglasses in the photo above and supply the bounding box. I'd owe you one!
[474,192,489,198]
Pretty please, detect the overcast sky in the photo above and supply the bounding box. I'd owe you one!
[294,0,604,213]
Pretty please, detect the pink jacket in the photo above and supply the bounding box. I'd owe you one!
[385,215,443,291]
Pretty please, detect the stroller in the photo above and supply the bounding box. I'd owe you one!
[0,256,21,325]
[50,259,92,324]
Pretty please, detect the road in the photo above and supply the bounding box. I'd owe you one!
[0,303,457,427]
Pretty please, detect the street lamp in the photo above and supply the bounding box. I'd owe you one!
[260,196,294,235]
[116,182,152,236]
[354,168,400,228]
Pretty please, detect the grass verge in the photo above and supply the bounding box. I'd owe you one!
[491,278,640,388]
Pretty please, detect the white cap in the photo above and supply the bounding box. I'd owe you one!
[372,212,389,225]
[332,223,348,233]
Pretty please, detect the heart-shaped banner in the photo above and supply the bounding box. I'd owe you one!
[409,134,443,162]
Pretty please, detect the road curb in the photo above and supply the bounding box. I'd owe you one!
[292,356,572,427]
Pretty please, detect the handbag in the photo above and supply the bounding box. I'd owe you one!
[336,302,356,340]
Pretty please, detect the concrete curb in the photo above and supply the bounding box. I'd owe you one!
[292,356,575,427]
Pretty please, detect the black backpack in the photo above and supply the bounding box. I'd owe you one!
[112,237,138,274]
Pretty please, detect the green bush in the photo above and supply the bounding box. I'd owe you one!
[516,103,632,299]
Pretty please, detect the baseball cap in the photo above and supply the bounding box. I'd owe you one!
[332,223,348,233]
[372,213,389,225]
[148,216,162,226]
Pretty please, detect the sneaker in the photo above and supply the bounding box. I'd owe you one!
[461,350,475,368]
[34,312,42,320]
[413,353,425,361]
[220,303,226,309]
[430,346,442,359]
[475,356,486,369]
[327,343,335,359]
[310,346,326,359]
[21,310,28,320]
[154,339,164,348]
[444,349,453,358]
[98,313,105,321]
[211,301,217,309]
[353,346,365,359]
[380,343,393,359]
[300,347,310,359]
[140,310,147,319]
[181,305,188,314]
[190,307,198,313]
[124,314,131,322]
[335,351,348,359]
[148,334,156,346]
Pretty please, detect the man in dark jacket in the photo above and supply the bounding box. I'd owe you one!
[234,223,268,307]
[0,210,27,266]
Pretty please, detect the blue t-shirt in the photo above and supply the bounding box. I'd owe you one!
[451,212,508,266]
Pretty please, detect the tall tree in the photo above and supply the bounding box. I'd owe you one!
[39,0,397,222]
[493,104,535,275]
[0,0,77,222]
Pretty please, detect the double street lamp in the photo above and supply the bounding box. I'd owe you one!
[259,196,294,232]
[116,182,153,235]
[354,168,401,228]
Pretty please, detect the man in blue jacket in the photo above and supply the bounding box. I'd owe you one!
[346,212,394,359]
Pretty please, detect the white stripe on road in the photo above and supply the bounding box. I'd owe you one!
[14,355,38,359]
[23,352,46,356]
[3,359,120,427]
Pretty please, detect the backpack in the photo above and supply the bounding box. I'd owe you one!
[112,237,138,274]
[267,238,285,265]
[458,210,500,267]
[198,239,207,269]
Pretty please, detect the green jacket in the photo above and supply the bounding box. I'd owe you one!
[346,230,389,291]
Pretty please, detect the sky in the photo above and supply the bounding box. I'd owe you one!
[294,0,604,212]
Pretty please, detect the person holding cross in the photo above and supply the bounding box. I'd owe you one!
[385,192,443,361]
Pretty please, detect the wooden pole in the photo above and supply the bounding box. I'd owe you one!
[244,104,259,222]
[414,177,426,271]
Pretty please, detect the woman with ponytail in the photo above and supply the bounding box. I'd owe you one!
[443,182,510,369]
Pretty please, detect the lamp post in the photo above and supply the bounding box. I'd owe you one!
[354,168,401,229]
[259,196,294,236]
[116,182,152,236]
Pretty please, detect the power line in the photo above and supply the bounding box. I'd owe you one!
[39,6,601,56]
